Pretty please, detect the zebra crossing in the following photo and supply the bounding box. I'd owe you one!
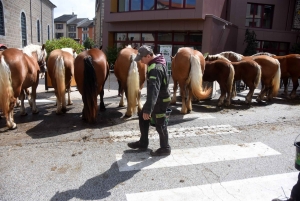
[111,112,298,201]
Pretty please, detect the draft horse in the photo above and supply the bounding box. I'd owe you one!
[0,44,47,129]
[206,54,262,104]
[203,58,235,106]
[170,47,212,113]
[47,48,77,114]
[74,48,109,123]
[114,45,147,117]
[218,51,281,102]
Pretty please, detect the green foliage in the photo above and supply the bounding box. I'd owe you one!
[290,42,300,54]
[105,46,123,65]
[45,37,84,59]
[243,29,258,56]
[83,37,95,49]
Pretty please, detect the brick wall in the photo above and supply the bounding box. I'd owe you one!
[0,0,54,48]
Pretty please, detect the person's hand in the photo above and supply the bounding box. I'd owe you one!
[143,113,151,120]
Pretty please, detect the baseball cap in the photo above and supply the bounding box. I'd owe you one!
[134,45,154,62]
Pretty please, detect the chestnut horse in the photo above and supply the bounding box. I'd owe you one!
[206,54,262,104]
[203,59,235,106]
[114,45,147,117]
[170,47,211,113]
[0,44,47,129]
[74,48,109,123]
[218,51,281,102]
[47,48,77,114]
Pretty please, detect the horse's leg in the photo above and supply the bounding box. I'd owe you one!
[54,88,63,114]
[99,88,106,111]
[19,90,27,116]
[67,87,73,105]
[186,85,193,113]
[170,80,178,105]
[7,102,17,130]
[290,76,299,99]
[282,77,289,97]
[224,80,232,107]
[245,82,255,104]
[218,83,226,107]
[30,85,39,114]
[119,83,125,107]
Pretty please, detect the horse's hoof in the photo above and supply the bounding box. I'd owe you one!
[8,123,17,130]
[32,111,39,114]
[124,113,132,118]
[20,112,28,116]
[68,102,73,105]
[62,107,67,113]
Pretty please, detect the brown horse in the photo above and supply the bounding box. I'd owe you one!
[271,54,300,99]
[206,54,262,104]
[47,48,77,114]
[114,45,147,117]
[74,48,109,123]
[170,47,211,113]
[203,59,235,106]
[0,44,47,129]
[218,51,281,102]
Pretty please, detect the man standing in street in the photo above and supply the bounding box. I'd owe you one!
[127,45,171,156]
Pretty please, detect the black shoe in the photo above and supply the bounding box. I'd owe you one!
[127,141,148,151]
[150,148,171,156]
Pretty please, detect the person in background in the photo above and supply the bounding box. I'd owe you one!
[127,45,171,156]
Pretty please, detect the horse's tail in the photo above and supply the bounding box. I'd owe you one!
[189,54,212,100]
[0,56,14,117]
[127,54,140,114]
[83,56,98,123]
[54,56,65,104]
[227,63,235,94]
[253,63,262,89]
[271,59,281,96]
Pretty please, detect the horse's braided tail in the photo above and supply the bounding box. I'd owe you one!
[55,56,65,105]
[227,63,235,95]
[272,59,281,96]
[127,54,140,115]
[83,56,98,123]
[0,56,15,120]
[189,54,212,100]
[254,63,262,89]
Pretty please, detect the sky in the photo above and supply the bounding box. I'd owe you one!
[50,0,95,20]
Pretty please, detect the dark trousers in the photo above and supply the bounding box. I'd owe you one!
[291,172,300,200]
[139,100,170,149]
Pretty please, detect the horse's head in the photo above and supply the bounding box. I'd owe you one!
[23,44,47,73]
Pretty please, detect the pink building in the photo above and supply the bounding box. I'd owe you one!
[99,0,298,56]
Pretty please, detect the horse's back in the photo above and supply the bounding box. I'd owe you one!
[114,47,136,81]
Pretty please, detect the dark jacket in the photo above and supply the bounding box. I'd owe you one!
[143,54,171,114]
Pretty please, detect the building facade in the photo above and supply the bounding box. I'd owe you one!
[94,0,104,47]
[0,0,56,48]
[77,20,95,45]
[97,0,298,56]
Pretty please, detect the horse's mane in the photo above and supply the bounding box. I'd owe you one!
[126,45,133,49]
[23,44,46,61]
[61,48,77,58]
[219,51,244,61]
[206,54,230,62]
[252,52,276,57]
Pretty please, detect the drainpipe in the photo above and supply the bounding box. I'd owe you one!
[30,0,33,43]
[40,0,43,44]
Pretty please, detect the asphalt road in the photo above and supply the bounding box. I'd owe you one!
[0,75,300,201]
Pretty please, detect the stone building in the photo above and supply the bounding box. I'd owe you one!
[0,0,56,48]
[94,0,104,47]
[95,0,299,56]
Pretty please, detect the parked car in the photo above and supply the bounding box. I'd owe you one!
[0,44,7,51]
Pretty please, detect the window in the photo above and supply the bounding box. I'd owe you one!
[113,31,202,54]
[0,1,4,35]
[21,12,27,47]
[37,20,40,42]
[56,24,63,29]
[48,25,50,40]
[83,33,88,41]
[245,3,274,29]
[256,40,289,55]
[118,0,195,12]
[69,33,76,38]
[69,25,76,32]
[83,27,88,31]
[56,33,63,39]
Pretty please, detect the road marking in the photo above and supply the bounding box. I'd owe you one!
[24,99,55,103]
[110,124,240,142]
[181,112,215,119]
[126,171,298,201]
[116,142,280,171]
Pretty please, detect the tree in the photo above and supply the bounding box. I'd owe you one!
[105,46,123,67]
[83,37,95,50]
[243,29,258,56]
[45,37,84,60]
[290,42,300,54]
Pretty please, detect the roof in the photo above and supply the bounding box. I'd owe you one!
[54,15,77,23]
[44,0,56,8]
[69,18,89,25]
[77,20,94,28]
